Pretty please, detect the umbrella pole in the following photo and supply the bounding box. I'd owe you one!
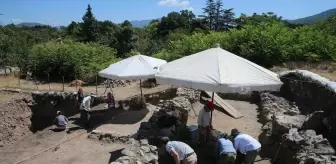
[140,79,143,98]
[210,92,214,127]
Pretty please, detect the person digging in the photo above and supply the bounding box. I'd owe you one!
[80,93,96,128]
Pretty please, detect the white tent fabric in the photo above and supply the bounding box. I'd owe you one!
[99,54,167,80]
[155,47,283,93]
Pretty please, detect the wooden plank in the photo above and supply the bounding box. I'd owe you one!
[204,91,243,119]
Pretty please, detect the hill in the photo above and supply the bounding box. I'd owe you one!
[130,19,152,28]
[16,22,44,27]
[289,8,336,25]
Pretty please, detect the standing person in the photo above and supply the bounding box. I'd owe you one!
[106,92,115,109]
[76,88,84,108]
[216,133,236,164]
[53,111,68,130]
[231,128,261,164]
[80,93,95,128]
[162,137,197,164]
[198,101,213,144]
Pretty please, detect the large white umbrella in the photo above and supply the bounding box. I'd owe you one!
[155,44,283,123]
[99,53,167,97]
[156,45,282,93]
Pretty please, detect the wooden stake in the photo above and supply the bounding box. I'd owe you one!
[210,92,214,126]
[75,74,77,91]
[95,73,98,95]
[48,74,50,91]
[62,76,64,92]
[140,79,143,97]
[18,71,20,88]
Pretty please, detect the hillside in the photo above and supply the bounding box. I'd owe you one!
[130,19,152,28]
[16,22,44,27]
[289,8,336,25]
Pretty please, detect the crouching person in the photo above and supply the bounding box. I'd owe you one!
[216,133,236,164]
[53,111,68,131]
[231,128,261,164]
[162,137,197,164]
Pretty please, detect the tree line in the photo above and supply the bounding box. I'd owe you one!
[0,0,336,81]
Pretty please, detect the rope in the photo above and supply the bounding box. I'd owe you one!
[13,131,87,164]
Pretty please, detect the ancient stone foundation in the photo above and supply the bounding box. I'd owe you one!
[258,70,336,163]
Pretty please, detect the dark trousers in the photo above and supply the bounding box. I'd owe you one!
[80,110,90,127]
[235,148,260,164]
[218,152,236,164]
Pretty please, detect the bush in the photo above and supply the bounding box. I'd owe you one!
[156,21,336,67]
[29,39,119,82]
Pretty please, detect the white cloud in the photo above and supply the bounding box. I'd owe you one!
[158,0,190,7]
[12,19,23,23]
[183,7,194,11]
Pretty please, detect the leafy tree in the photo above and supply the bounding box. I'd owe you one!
[81,4,98,42]
[201,0,216,30]
[222,8,235,31]
[214,0,223,31]
[67,21,81,39]
[115,20,138,58]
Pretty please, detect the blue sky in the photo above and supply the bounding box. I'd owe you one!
[0,0,336,26]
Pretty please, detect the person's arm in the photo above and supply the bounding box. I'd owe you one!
[198,109,203,126]
[65,116,69,123]
[53,117,57,125]
[234,138,239,152]
[170,150,180,164]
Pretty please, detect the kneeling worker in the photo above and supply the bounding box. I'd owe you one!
[216,133,236,164]
[162,137,197,164]
[53,111,68,130]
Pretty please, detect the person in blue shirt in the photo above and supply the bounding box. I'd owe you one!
[53,111,68,130]
[214,133,236,164]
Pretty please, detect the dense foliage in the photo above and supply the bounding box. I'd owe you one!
[29,40,119,82]
[1,0,336,81]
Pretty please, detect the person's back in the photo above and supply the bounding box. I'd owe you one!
[55,115,68,126]
[218,138,236,154]
[234,134,261,154]
[166,141,194,160]
[81,96,91,111]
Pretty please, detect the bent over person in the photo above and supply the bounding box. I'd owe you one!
[162,137,197,164]
[231,128,261,164]
[53,111,68,130]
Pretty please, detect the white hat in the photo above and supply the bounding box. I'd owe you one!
[57,111,61,115]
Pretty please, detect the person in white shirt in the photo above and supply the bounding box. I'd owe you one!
[162,137,197,164]
[198,101,213,144]
[231,128,261,164]
[80,93,95,127]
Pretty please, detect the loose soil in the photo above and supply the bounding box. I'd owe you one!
[0,84,269,164]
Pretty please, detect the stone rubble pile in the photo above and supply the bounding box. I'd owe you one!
[141,79,157,88]
[137,96,191,143]
[101,79,131,88]
[128,95,146,109]
[110,139,158,164]
[176,88,201,103]
[283,128,336,164]
[259,92,336,163]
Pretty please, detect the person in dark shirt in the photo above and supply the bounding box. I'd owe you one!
[53,111,68,130]
[74,88,84,109]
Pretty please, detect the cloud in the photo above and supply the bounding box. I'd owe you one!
[183,7,194,11]
[157,0,190,7]
[12,19,23,23]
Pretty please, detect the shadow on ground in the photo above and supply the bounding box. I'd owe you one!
[108,149,123,163]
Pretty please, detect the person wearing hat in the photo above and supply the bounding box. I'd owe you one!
[162,137,197,164]
[198,101,214,144]
[53,111,68,130]
[214,132,236,164]
[231,128,261,164]
[80,94,96,127]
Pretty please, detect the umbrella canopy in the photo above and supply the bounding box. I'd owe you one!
[155,46,283,93]
[99,54,167,80]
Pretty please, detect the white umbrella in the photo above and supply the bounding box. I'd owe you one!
[155,44,283,122]
[99,53,167,97]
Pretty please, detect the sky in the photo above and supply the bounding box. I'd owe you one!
[0,0,336,26]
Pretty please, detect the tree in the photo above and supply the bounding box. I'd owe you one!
[116,20,138,58]
[222,8,235,31]
[81,4,98,42]
[67,21,81,38]
[201,0,216,30]
[214,0,223,31]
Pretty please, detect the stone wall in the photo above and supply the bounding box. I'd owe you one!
[279,70,336,136]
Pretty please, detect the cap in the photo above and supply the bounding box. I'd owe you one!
[57,111,61,115]
[207,101,214,110]
[231,128,240,137]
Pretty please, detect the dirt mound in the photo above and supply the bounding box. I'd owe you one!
[0,91,33,146]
